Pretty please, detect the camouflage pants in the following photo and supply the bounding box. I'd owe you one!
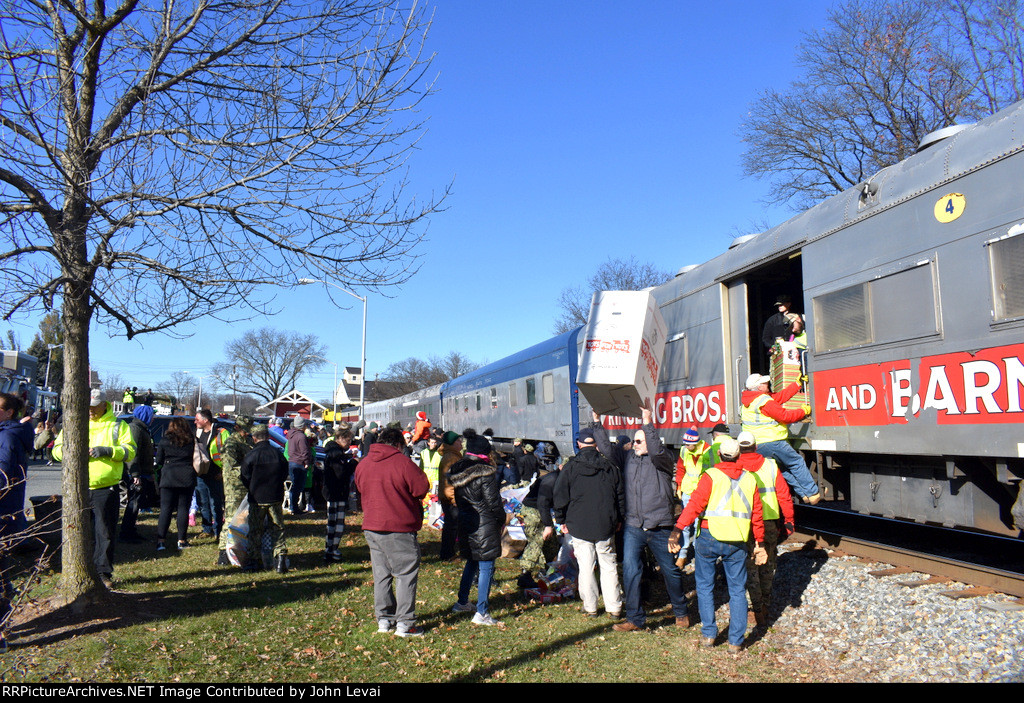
[219,470,247,551]
[519,506,555,573]
[746,518,779,611]
[248,502,287,564]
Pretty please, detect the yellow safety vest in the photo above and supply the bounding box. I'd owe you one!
[750,458,781,521]
[52,405,136,490]
[741,393,790,444]
[420,448,442,487]
[702,466,758,543]
[208,427,230,468]
[678,440,710,497]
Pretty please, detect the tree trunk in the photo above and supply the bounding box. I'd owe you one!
[58,287,103,609]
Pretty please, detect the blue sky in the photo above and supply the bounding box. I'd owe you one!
[13,1,832,404]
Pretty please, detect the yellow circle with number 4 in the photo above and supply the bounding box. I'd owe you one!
[934,193,965,223]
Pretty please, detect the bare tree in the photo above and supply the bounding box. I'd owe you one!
[0,0,441,606]
[740,0,1024,209]
[211,328,327,403]
[156,371,200,413]
[99,373,127,403]
[25,312,64,395]
[553,257,674,334]
[380,350,481,395]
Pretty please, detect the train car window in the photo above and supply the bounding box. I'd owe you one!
[989,232,1024,321]
[491,387,498,409]
[870,263,937,341]
[542,373,554,404]
[813,283,871,351]
[663,332,689,382]
[526,377,537,405]
[814,262,938,351]
[509,382,518,407]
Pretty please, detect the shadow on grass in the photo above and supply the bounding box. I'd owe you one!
[11,564,363,649]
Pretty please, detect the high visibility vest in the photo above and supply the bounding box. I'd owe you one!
[52,408,135,490]
[678,440,710,496]
[741,393,790,444]
[702,466,758,543]
[420,448,442,486]
[208,427,230,468]
[750,458,781,521]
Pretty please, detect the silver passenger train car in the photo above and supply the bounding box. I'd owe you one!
[364,98,1024,537]
[624,97,1024,537]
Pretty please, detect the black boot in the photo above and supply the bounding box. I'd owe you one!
[275,555,289,574]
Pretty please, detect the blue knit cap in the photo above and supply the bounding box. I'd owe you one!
[132,404,155,425]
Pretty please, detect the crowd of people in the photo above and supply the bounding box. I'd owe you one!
[0,359,819,654]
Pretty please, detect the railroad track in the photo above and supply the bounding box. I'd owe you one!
[789,505,1024,599]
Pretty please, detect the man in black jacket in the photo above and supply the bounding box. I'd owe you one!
[553,428,624,618]
[241,424,289,573]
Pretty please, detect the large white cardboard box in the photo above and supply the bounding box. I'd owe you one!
[576,290,667,417]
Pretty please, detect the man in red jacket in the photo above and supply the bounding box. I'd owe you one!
[740,373,821,503]
[737,431,795,628]
[354,427,430,637]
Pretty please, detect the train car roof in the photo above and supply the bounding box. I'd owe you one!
[656,98,1024,302]
[442,327,581,396]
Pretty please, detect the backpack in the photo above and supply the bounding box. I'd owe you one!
[193,436,212,476]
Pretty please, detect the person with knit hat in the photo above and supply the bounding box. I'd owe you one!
[448,429,506,627]
[672,425,713,565]
[119,404,156,543]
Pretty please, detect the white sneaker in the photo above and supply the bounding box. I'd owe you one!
[395,625,425,637]
[451,601,475,613]
[471,612,503,627]
[376,619,394,634]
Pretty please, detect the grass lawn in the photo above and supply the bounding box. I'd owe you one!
[2,512,800,683]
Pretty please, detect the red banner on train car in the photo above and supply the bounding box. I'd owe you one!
[601,384,727,430]
[813,342,1024,426]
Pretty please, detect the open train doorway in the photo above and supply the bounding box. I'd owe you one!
[746,252,804,376]
[721,251,804,423]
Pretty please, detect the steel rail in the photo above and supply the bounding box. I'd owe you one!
[789,526,1024,598]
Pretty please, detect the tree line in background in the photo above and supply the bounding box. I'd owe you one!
[741,0,1024,209]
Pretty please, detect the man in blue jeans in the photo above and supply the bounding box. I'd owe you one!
[285,418,313,514]
[593,403,690,632]
[669,437,768,654]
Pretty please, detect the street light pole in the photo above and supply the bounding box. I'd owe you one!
[297,278,367,421]
[44,343,63,389]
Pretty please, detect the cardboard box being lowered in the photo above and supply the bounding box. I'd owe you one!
[576,290,667,417]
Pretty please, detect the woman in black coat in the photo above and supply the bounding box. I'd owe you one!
[447,429,506,627]
[154,417,196,551]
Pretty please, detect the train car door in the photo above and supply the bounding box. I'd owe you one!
[721,251,805,424]
[722,279,750,424]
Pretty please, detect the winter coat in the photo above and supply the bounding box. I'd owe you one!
[524,468,560,528]
[516,452,542,485]
[438,444,463,505]
[286,427,312,467]
[0,419,32,537]
[595,422,675,530]
[323,440,358,504]
[553,447,624,542]
[155,435,196,490]
[52,402,135,490]
[354,443,429,533]
[241,440,289,504]
[127,418,154,479]
[447,458,505,561]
